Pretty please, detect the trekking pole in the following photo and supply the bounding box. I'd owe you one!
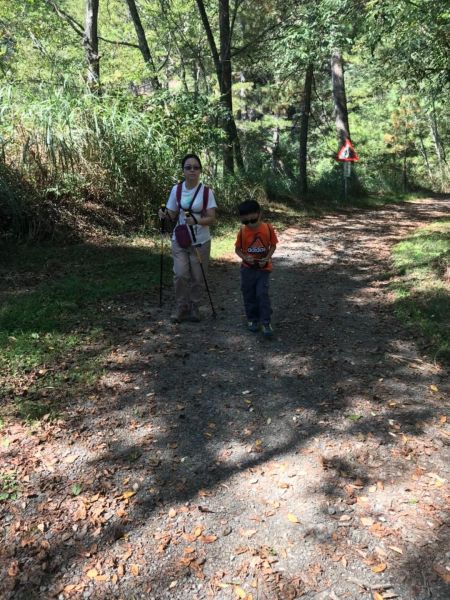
[186,211,217,319]
[159,204,166,308]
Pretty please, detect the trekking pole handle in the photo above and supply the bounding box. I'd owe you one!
[159,204,166,233]
[185,211,198,244]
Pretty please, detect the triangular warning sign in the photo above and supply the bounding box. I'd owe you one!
[337,138,359,162]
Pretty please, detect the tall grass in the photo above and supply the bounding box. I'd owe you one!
[391,220,450,364]
[0,84,222,240]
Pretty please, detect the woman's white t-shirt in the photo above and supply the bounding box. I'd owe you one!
[166,182,217,246]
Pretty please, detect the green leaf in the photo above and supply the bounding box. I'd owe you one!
[71,483,82,496]
[347,414,363,421]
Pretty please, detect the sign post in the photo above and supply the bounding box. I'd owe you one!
[337,138,359,202]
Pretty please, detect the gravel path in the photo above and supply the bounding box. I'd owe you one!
[1,198,449,600]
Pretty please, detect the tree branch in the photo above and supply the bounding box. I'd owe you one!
[231,20,281,57]
[44,0,140,49]
[195,0,221,77]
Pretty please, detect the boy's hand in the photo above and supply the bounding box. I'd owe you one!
[257,259,268,268]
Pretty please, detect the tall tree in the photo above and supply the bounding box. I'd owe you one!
[124,0,161,89]
[331,49,350,148]
[84,0,100,86]
[195,0,244,174]
[299,63,314,196]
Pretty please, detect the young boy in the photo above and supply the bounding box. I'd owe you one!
[235,200,278,337]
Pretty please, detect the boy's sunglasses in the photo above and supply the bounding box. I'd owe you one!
[184,165,201,171]
[241,217,259,225]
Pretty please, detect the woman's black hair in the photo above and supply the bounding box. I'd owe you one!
[238,199,261,216]
[181,153,202,170]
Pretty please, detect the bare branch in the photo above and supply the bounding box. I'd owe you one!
[231,20,281,57]
[44,0,140,49]
[195,0,221,77]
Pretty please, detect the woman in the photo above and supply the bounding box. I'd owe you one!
[159,153,217,323]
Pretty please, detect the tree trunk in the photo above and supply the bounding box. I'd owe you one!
[331,50,350,148]
[299,63,313,196]
[418,133,432,180]
[84,0,100,86]
[429,98,447,168]
[195,0,244,175]
[124,0,161,90]
[218,0,234,173]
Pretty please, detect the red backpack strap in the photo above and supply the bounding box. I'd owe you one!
[176,182,183,208]
[201,186,209,216]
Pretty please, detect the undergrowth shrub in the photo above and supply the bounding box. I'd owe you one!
[0,84,222,240]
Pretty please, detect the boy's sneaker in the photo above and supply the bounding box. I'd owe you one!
[262,323,274,338]
[189,305,201,322]
[247,321,259,332]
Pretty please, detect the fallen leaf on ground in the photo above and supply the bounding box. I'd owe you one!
[234,586,247,598]
[122,490,136,499]
[287,513,300,523]
[73,502,87,521]
[199,534,217,543]
[371,563,387,573]
[64,454,78,464]
[131,564,140,576]
[373,593,384,600]
[86,569,98,579]
[63,585,77,593]
[361,517,374,526]
[168,508,177,518]
[7,561,19,577]
[193,525,204,538]
[241,529,257,538]
[430,385,438,392]
[433,563,450,583]
[388,546,403,554]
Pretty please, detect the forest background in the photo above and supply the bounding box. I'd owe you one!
[0,0,449,401]
[1,0,449,241]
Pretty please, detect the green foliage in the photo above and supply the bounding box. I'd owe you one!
[0,84,222,239]
[0,238,168,418]
[0,0,449,241]
[391,220,450,364]
[71,483,82,496]
[0,472,19,502]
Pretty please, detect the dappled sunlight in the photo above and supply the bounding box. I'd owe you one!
[1,199,449,599]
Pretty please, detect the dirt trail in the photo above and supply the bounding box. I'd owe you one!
[1,198,450,600]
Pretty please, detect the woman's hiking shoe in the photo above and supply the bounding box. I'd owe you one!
[262,323,274,338]
[171,306,190,323]
[247,321,259,332]
[189,305,201,322]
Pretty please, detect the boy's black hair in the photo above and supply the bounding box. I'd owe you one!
[238,199,261,216]
[181,153,202,170]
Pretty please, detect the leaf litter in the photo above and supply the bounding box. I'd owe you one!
[1,199,449,599]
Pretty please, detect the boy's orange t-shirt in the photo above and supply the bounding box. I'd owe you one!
[235,222,278,271]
